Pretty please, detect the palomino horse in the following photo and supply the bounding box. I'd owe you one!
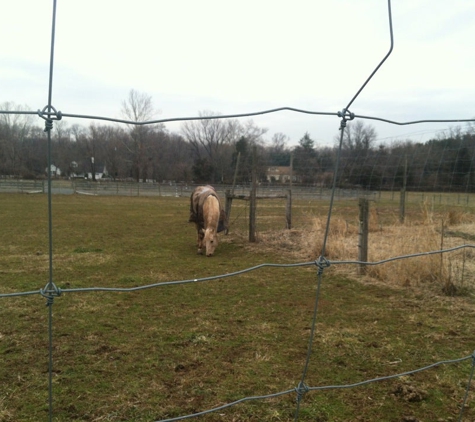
[189,185,227,256]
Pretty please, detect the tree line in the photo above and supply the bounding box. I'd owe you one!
[1,91,475,192]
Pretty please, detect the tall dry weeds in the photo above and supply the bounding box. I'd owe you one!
[445,208,471,226]
[420,199,434,225]
[302,216,358,260]
[365,223,448,288]
[252,198,475,295]
[299,205,475,294]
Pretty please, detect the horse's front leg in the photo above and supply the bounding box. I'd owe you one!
[197,228,204,254]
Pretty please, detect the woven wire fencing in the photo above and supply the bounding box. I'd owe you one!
[2,0,475,421]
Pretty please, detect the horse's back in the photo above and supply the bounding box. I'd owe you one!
[202,193,220,228]
[190,185,217,219]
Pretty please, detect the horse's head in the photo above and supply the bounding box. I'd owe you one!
[203,228,218,257]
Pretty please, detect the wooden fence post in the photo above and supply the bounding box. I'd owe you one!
[286,189,292,229]
[286,154,293,229]
[225,189,232,235]
[249,146,257,242]
[358,198,369,275]
[399,153,407,223]
[399,188,406,223]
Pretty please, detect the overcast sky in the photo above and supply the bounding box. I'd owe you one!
[1,0,474,147]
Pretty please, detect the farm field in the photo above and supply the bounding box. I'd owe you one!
[1,193,475,421]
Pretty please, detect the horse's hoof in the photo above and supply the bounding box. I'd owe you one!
[197,249,203,255]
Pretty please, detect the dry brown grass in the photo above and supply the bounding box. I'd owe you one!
[257,202,475,296]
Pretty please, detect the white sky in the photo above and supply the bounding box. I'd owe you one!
[1,0,474,147]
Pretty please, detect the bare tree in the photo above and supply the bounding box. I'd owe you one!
[262,132,291,169]
[338,120,377,151]
[148,132,193,183]
[467,119,475,135]
[182,111,237,159]
[335,120,378,188]
[71,124,88,176]
[86,124,106,181]
[0,102,34,176]
[181,111,239,183]
[121,89,162,182]
[241,119,267,145]
[102,126,126,180]
[22,126,48,177]
[271,132,289,149]
[52,120,74,177]
[71,124,106,180]
[121,89,155,123]
[182,111,267,183]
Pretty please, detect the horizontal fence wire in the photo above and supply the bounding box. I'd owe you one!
[1,246,475,420]
[1,0,475,421]
[1,244,474,296]
[2,107,475,127]
[155,354,475,422]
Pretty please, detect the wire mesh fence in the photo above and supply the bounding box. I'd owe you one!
[1,0,475,421]
[6,178,475,206]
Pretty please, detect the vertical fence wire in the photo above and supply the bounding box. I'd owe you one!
[45,1,59,420]
[459,353,475,421]
[294,2,394,418]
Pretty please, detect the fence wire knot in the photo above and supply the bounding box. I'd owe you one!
[338,108,355,130]
[295,381,309,403]
[40,282,62,306]
[315,256,331,275]
[37,105,62,132]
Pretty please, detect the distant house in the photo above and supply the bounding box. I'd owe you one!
[69,163,108,180]
[86,165,108,180]
[45,164,61,177]
[266,166,298,183]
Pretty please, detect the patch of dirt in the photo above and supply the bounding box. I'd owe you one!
[391,382,428,402]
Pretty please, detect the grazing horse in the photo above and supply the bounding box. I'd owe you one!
[189,185,227,256]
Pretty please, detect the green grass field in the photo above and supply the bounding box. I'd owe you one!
[1,193,475,421]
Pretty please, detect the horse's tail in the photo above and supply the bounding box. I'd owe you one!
[188,192,197,223]
[217,208,228,233]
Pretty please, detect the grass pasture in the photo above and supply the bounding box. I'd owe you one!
[1,193,475,421]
